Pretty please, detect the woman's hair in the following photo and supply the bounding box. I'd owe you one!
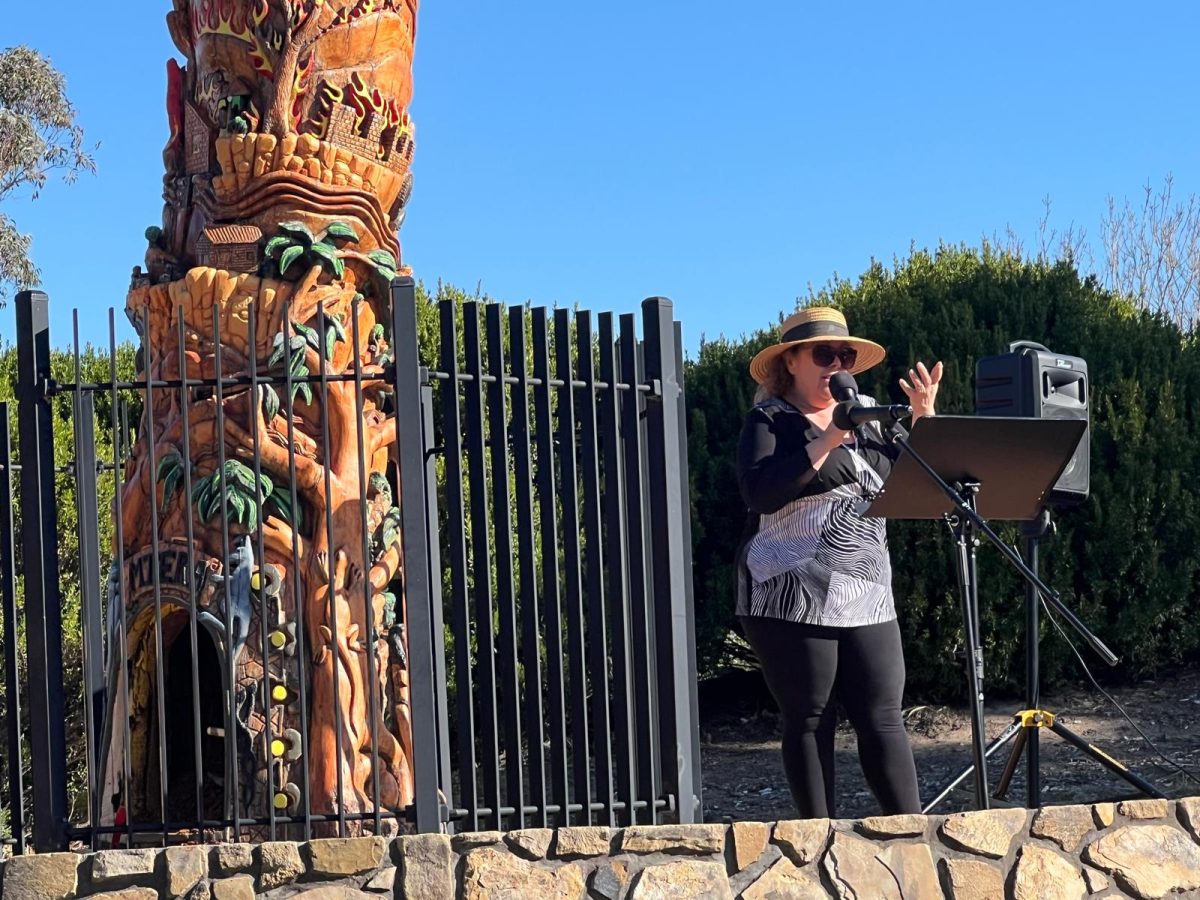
[753,346,799,404]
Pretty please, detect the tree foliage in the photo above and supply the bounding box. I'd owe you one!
[0,46,96,304]
[998,176,1200,330]
[0,339,138,828]
[686,245,1200,701]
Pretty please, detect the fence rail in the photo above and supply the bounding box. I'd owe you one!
[0,282,700,852]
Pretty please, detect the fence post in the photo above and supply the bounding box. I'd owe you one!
[390,277,444,832]
[15,290,69,850]
[74,392,106,841]
[640,296,702,824]
[673,320,703,812]
[0,403,26,854]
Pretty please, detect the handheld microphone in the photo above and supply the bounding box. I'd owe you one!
[829,372,859,403]
[829,372,912,430]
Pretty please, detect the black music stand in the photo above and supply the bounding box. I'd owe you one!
[864,415,1118,811]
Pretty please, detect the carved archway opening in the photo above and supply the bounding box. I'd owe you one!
[163,621,229,823]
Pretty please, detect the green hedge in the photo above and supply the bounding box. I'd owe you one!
[685,245,1200,701]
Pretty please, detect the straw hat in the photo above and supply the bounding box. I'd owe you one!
[749,307,887,383]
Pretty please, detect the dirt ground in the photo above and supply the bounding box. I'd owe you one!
[700,665,1200,822]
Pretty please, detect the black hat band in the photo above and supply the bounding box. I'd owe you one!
[781,320,850,343]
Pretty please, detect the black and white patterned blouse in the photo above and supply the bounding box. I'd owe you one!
[735,396,900,627]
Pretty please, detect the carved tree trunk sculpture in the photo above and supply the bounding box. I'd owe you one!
[101,0,420,836]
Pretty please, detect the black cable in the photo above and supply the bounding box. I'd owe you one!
[1041,598,1200,789]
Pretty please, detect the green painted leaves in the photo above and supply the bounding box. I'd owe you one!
[261,383,280,421]
[156,448,186,515]
[264,221,359,282]
[375,506,401,553]
[192,460,272,531]
[323,222,360,244]
[189,460,300,531]
[279,244,306,276]
[266,311,346,409]
[367,249,398,284]
[277,221,315,246]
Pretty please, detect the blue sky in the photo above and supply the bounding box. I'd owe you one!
[4,1,1199,354]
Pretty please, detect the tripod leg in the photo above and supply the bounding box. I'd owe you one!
[1047,720,1169,800]
[922,720,1023,814]
[993,726,1029,802]
[1022,529,1044,810]
[953,514,990,809]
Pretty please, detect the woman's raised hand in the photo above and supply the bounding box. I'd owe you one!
[899,360,943,421]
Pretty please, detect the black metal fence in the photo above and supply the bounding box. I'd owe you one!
[0,281,701,852]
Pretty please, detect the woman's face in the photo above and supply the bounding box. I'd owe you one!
[784,342,856,409]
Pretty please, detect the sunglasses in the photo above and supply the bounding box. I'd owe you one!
[809,344,858,368]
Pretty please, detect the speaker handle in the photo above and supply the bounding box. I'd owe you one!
[1008,340,1049,353]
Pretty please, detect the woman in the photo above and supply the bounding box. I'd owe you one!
[736,306,942,818]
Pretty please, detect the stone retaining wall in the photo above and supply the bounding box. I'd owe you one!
[2,798,1198,898]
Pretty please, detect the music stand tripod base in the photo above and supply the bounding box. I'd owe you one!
[865,416,1165,811]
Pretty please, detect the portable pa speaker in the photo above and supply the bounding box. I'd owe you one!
[975,340,1089,506]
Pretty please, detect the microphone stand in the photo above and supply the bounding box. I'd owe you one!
[882,421,1120,810]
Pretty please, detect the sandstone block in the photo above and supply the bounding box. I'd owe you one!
[505,828,554,860]
[396,833,452,900]
[1092,803,1115,828]
[940,858,1006,900]
[628,860,733,899]
[450,830,503,853]
[1117,798,1170,820]
[857,813,927,839]
[621,823,725,854]
[553,826,613,857]
[1031,804,1095,852]
[165,846,208,896]
[731,821,771,870]
[307,836,387,876]
[256,841,304,891]
[877,842,939,898]
[212,842,253,876]
[939,807,1028,858]
[740,855,826,900]
[772,818,831,865]
[211,875,255,900]
[1084,824,1200,898]
[822,831,900,899]
[0,852,81,900]
[363,866,397,893]
[1083,867,1110,893]
[461,848,585,900]
[589,859,629,900]
[91,848,158,883]
[1012,844,1086,899]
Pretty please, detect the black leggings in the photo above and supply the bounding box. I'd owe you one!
[740,615,920,819]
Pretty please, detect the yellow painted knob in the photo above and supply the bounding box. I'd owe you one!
[271,739,286,757]
[272,684,289,703]
[274,792,289,810]
[270,630,288,649]
[251,572,263,591]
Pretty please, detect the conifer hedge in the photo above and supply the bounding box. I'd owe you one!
[685,246,1200,700]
